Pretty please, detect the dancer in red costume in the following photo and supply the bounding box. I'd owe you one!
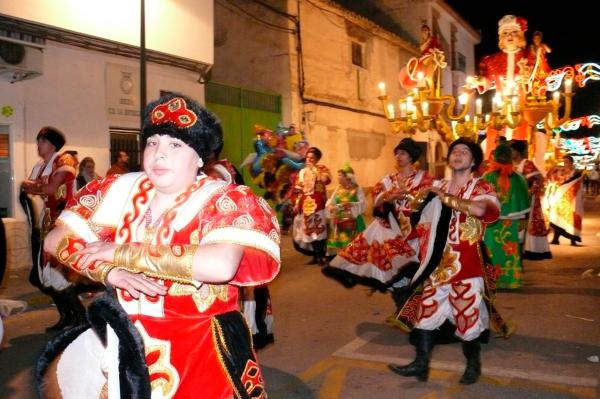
[21,127,87,332]
[39,95,280,398]
[388,138,501,385]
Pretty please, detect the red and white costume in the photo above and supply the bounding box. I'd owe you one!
[544,167,584,242]
[29,152,78,223]
[28,152,77,290]
[412,178,500,341]
[516,159,551,259]
[55,172,280,398]
[292,164,331,248]
[328,169,433,287]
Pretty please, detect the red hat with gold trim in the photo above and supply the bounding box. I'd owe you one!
[142,94,223,161]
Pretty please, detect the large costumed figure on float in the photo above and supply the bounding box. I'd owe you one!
[470,15,534,158]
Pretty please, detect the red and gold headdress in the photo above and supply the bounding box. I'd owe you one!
[142,94,223,161]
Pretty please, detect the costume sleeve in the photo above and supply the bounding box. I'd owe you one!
[373,174,392,204]
[198,185,280,286]
[471,179,501,224]
[321,165,332,185]
[56,153,78,176]
[324,187,337,218]
[58,175,121,242]
[506,174,531,219]
[411,171,434,194]
[353,187,367,217]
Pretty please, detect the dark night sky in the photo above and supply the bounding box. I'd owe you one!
[445,0,600,134]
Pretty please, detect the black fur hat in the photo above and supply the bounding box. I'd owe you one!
[509,140,527,158]
[36,126,66,151]
[447,138,483,171]
[394,138,422,163]
[306,147,322,160]
[142,94,223,161]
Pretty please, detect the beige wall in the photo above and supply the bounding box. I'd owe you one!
[213,0,458,189]
[0,41,204,221]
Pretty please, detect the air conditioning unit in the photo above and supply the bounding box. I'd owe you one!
[0,41,44,83]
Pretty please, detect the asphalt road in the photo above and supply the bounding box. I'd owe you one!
[1,201,599,398]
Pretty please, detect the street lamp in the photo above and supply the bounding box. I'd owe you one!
[140,0,147,121]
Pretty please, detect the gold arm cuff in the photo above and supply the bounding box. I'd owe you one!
[54,234,115,284]
[441,194,473,215]
[113,244,197,285]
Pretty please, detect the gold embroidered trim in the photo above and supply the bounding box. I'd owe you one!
[460,216,483,245]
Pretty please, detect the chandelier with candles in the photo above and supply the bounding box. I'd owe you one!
[377,16,599,149]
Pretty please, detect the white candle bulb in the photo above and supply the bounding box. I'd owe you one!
[511,96,519,112]
[417,72,426,88]
[399,102,407,118]
[475,98,482,115]
[422,101,429,117]
[565,79,573,94]
[378,82,386,96]
[387,103,395,119]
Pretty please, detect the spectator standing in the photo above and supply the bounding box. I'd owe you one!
[76,156,101,190]
[106,150,130,176]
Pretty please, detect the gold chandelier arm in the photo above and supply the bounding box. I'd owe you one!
[505,112,523,129]
[557,93,574,125]
[441,90,474,121]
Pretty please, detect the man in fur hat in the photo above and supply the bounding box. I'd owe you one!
[21,126,86,332]
[389,138,501,385]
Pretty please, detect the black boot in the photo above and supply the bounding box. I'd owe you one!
[318,240,328,265]
[459,338,481,385]
[388,329,434,381]
[45,289,70,332]
[46,287,87,332]
[63,286,88,327]
[550,229,560,245]
[307,256,319,265]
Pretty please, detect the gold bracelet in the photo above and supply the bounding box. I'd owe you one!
[113,243,197,284]
[55,234,115,283]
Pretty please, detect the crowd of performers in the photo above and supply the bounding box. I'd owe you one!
[19,92,585,396]
[305,136,584,385]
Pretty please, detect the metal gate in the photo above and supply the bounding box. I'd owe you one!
[205,82,282,195]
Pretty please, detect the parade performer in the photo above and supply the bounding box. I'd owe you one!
[325,163,366,252]
[510,140,552,259]
[323,138,432,297]
[292,147,331,265]
[470,15,535,156]
[483,144,530,289]
[388,138,502,385]
[20,127,86,332]
[546,155,584,246]
[38,95,280,398]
